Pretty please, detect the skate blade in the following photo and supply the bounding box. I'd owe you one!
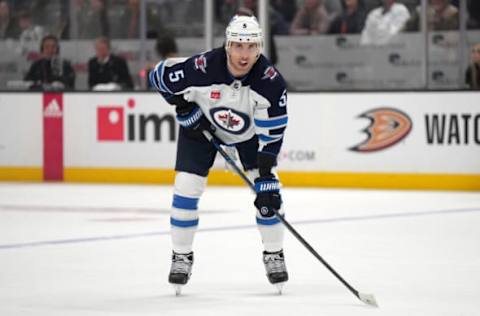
[274,282,286,294]
[172,284,183,296]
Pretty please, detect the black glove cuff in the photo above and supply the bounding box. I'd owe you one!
[257,152,277,177]
[168,95,197,116]
[175,103,197,116]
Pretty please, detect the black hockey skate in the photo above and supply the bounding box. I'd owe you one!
[168,251,194,295]
[263,249,289,294]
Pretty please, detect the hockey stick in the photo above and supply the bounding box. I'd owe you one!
[202,130,378,307]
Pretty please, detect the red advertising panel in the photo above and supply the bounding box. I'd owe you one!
[97,106,124,141]
[43,93,63,181]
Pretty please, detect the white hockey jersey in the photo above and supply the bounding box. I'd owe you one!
[149,47,288,157]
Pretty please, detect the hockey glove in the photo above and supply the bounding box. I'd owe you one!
[254,175,282,218]
[175,103,215,133]
[176,104,203,129]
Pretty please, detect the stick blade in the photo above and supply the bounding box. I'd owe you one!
[358,293,378,307]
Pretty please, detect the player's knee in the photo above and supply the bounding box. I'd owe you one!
[174,172,207,198]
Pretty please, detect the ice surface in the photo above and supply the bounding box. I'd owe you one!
[1,182,479,316]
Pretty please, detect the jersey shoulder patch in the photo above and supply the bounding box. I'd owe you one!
[191,48,224,75]
[261,65,279,81]
[193,54,207,74]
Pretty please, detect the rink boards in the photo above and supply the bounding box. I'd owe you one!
[0,91,479,190]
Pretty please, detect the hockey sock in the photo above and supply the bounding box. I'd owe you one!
[256,209,285,253]
[170,172,207,253]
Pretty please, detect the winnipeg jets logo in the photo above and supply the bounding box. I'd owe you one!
[218,110,240,128]
[262,66,278,80]
[194,55,207,74]
[210,107,250,134]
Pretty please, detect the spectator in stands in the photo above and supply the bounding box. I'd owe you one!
[113,0,140,39]
[465,43,480,89]
[427,0,458,30]
[0,0,19,39]
[360,0,410,45]
[18,10,45,53]
[237,1,288,65]
[270,0,297,25]
[24,35,75,90]
[242,0,289,35]
[146,34,179,89]
[145,1,167,39]
[127,0,140,38]
[155,34,178,60]
[28,0,69,39]
[76,0,109,39]
[88,36,133,90]
[328,0,367,34]
[324,0,343,19]
[467,0,480,29]
[404,0,458,31]
[290,0,330,35]
[215,0,239,28]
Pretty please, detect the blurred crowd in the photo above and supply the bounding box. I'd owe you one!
[1,0,479,41]
[1,0,480,90]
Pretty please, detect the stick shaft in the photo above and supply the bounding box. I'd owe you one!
[203,130,362,301]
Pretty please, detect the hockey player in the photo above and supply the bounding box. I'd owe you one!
[149,14,288,295]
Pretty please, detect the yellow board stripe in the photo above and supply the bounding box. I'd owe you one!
[1,167,480,191]
[0,167,43,181]
[279,172,480,191]
[65,168,480,191]
[64,168,177,184]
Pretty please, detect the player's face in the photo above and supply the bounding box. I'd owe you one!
[227,41,259,77]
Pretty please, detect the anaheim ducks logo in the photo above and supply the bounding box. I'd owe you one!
[350,108,412,152]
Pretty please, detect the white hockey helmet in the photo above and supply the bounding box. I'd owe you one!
[225,15,263,55]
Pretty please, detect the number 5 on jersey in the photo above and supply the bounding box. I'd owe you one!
[169,70,185,83]
[279,89,287,107]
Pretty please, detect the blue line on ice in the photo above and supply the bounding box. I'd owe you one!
[1,207,479,250]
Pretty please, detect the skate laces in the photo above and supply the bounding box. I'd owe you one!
[264,252,286,274]
[171,253,193,274]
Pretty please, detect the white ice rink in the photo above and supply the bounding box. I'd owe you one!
[1,182,479,316]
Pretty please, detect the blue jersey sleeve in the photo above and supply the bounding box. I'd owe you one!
[149,57,191,103]
[251,62,288,158]
[149,50,221,101]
